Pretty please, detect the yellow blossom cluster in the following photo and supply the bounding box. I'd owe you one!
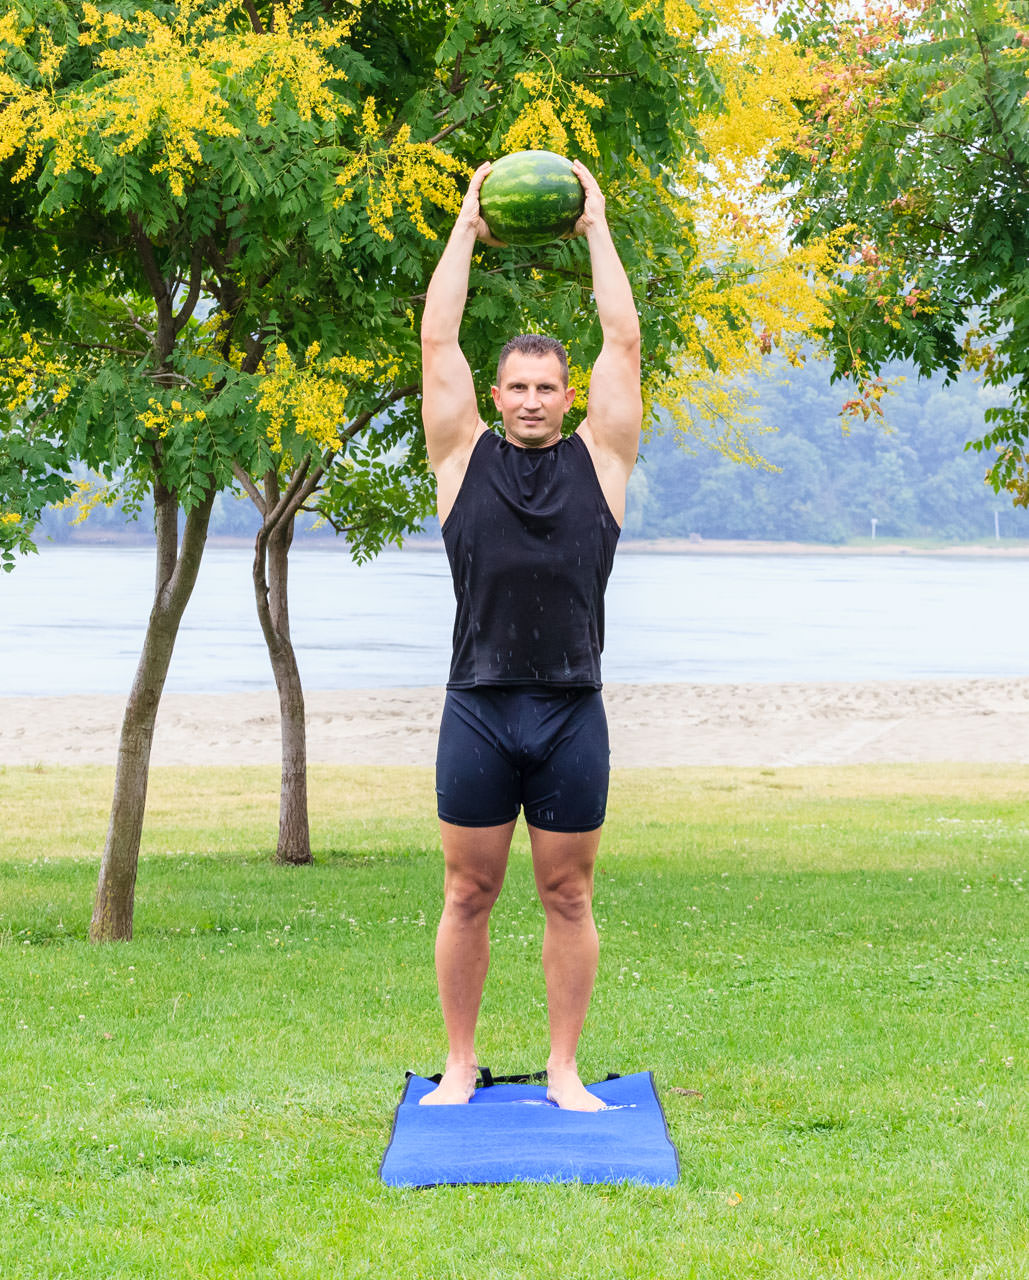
[961,327,998,378]
[0,510,21,525]
[503,70,604,158]
[0,0,356,196]
[136,396,207,438]
[652,223,846,447]
[0,11,24,47]
[635,14,849,445]
[0,333,72,411]
[54,478,114,525]
[335,97,466,240]
[565,361,592,416]
[629,0,703,40]
[257,341,390,453]
[988,450,1029,508]
[691,12,820,223]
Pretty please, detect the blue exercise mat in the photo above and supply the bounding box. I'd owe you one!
[380,1071,679,1187]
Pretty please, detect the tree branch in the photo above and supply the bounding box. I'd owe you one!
[264,455,313,533]
[293,463,327,512]
[233,462,266,514]
[427,98,501,145]
[173,241,205,337]
[242,0,265,34]
[250,383,420,540]
[408,261,565,304]
[448,51,464,97]
[35,335,145,360]
[337,383,420,448]
[146,369,199,388]
[887,117,1025,174]
[974,27,1020,173]
[120,298,156,343]
[129,215,175,359]
[427,119,465,146]
[299,508,374,537]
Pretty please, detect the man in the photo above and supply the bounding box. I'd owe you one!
[419,158,641,1110]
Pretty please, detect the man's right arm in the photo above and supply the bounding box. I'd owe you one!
[421,162,495,513]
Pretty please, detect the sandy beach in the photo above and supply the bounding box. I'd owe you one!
[2,677,1028,768]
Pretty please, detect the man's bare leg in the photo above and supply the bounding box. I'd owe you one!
[420,819,515,1105]
[528,825,607,1112]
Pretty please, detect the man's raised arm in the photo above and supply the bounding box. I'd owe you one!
[421,162,497,484]
[573,160,642,478]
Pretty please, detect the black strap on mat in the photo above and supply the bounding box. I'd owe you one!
[409,1068,621,1089]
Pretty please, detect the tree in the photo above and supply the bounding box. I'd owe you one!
[0,0,452,935]
[774,0,1029,506]
[2,0,840,939]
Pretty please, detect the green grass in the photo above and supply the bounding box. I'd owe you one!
[1,764,1026,1279]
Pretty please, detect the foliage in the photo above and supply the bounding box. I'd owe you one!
[0,0,846,570]
[0,358,70,567]
[33,352,1029,544]
[775,0,1029,508]
[0,0,464,564]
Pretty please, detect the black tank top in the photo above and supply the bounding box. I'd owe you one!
[442,430,620,689]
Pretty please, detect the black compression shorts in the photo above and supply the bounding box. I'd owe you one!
[435,687,610,833]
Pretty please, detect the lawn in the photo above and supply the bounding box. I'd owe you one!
[1,763,1026,1279]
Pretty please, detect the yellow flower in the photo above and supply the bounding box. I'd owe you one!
[0,11,26,48]
[502,67,604,157]
[1,1,355,192]
[335,125,467,242]
[257,342,395,452]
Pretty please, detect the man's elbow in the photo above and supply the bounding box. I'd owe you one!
[605,324,641,360]
[421,328,458,354]
[607,313,641,350]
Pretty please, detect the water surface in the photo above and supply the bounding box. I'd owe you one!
[2,545,1027,695]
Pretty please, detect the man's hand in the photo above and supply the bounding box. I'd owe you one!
[570,159,607,238]
[456,161,506,246]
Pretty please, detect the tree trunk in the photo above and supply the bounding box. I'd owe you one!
[254,476,313,866]
[90,483,215,942]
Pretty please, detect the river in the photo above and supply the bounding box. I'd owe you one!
[2,544,1027,695]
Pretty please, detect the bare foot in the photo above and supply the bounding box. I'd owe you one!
[546,1064,606,1112]
[419,1062,478,1106]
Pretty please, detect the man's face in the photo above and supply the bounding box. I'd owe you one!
[491,352,576,449]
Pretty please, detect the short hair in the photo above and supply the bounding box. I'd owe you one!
[496,334,569,387]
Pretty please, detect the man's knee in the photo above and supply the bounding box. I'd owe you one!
[537,871,594,923]
[443,869,504,919]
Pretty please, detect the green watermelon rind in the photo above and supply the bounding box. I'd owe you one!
[480,150,585,247]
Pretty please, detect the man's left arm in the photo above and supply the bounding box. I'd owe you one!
[572,161,642,521]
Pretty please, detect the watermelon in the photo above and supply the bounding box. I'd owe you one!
[479,150,585,246]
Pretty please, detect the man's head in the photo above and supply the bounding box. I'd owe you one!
[492,335,575,449]
[496,335,569,388]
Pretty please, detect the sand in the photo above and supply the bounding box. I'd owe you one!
[2,678,1028,768]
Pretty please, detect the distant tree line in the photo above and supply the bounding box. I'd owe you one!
[36,356,1029,547]
[624,358,1029,543]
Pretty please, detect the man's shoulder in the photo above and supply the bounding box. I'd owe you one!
[434,422,493,526]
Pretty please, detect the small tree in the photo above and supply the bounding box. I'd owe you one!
[774,0,1029,503]
[0,0,463,934]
